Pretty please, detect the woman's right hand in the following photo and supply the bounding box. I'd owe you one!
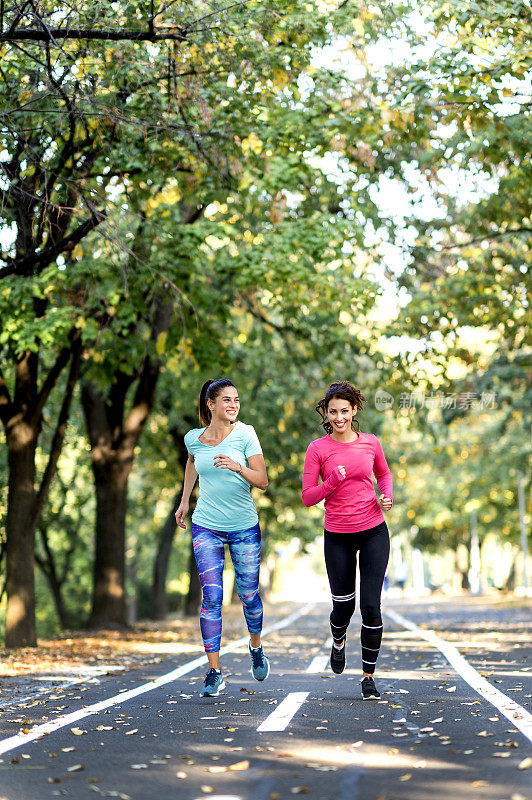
[337,465,346,478]
[175,502,189,529]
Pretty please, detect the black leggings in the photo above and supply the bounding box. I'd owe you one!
[324,521,390,674]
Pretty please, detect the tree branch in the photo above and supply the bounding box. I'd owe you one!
[0,205,106,278]
[32,330,77,423]
[0,366,13,427]
[440,226,532,250]
[0,27,186,42]
[30,333,82,533]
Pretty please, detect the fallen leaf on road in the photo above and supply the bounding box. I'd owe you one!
[47,777,61,784]
[290,787,309,795]
[61,747,75,753]
[446,686,456,693]
[131,764,148,769]
[312,766,338,771]
[70,728,86,736]
[201,787,214,794]
[229,760,250,771]
[399,774,411,781]
[472,781,488,788]
[67,764,84,772]
[125,729,138,735]
[492,752,510,758]
[176,771,187,779]
[518,757,532,770]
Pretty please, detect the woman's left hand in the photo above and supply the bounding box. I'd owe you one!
[379,495,393,510]
[213,455,241,472]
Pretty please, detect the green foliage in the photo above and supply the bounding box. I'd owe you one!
[1,0,530,633]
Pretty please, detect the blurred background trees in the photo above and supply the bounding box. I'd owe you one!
[0,0,530,645]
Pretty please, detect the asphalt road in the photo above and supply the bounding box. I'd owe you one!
[0,597,530,800]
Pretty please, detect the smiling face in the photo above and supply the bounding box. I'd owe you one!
[208,385,240,424]
[326,396,356,435]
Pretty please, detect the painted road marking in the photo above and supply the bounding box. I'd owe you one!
[257,692,310,732]
[306,655,329,673]
[306,636,332,673]
[385,608,532,744]
[0,604,315,755]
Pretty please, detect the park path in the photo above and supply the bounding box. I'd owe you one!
[0,596,530,800]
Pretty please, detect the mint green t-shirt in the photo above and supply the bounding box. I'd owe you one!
[184,420,263,531]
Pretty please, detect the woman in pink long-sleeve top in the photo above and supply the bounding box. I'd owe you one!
[302,381,393,700]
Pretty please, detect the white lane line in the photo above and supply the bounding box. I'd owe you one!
[306,655,329,673]
[0,603,315,755]
[306,636,332,673]
[257,692,309,732]
[385,608,532,744]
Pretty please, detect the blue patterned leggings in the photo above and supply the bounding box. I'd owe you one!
[192,522,263,653]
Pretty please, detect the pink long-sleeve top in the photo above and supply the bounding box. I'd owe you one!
[302,432,393,533]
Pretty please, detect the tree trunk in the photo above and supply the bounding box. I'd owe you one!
[5,422,38,647]
[82,378,144,629]
[35,525,73,629]
[151,491,181,620]
[89,454,131,627]
[82,297,172,628]
[151,430,194,620]
[1,336,82,647]
[185,533,202,616]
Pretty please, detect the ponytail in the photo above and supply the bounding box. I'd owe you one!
[198,378,236,427]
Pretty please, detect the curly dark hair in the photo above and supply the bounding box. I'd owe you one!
[316,381,367,434]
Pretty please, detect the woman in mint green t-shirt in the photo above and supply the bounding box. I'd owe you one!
[175,378,270,697]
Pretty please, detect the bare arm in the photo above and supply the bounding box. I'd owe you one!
[212,452,268,491]
[175,453,198,528]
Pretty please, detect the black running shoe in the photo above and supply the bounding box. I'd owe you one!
[330,640,346,674]
[361,675,380,700]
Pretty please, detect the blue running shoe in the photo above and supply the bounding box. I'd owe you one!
[199,668,226,697]
[249,641,270,682]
